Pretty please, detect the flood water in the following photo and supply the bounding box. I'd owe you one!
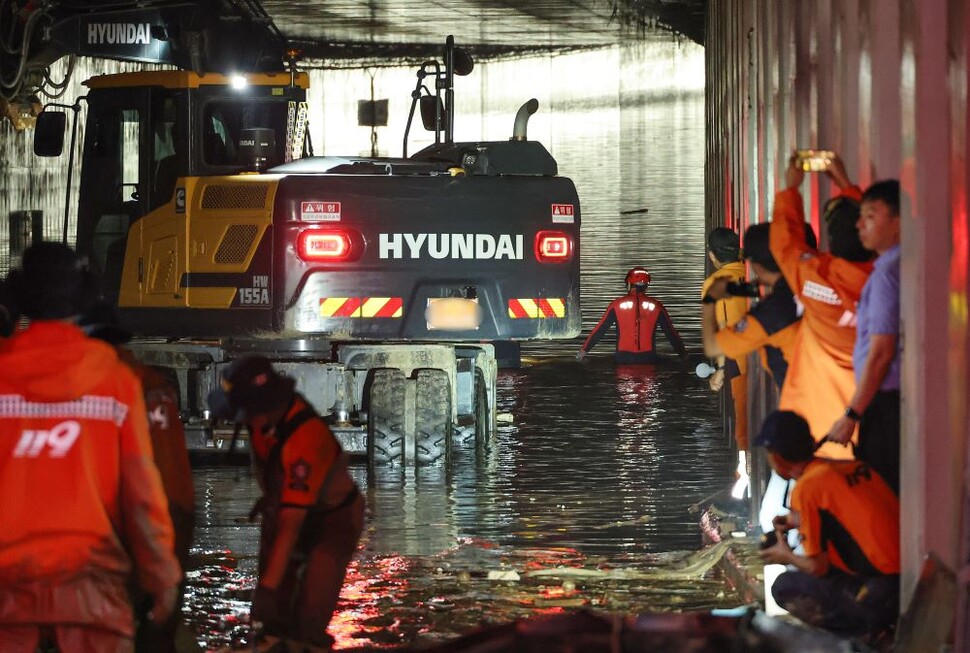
[181,41,741,651]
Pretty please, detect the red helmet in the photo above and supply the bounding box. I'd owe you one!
[625,267,651,287]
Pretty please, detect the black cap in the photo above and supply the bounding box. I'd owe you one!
[8,242,99,320]
[206,355,295,422]
[753,411,816,462]
[708,227,741,262]
[744,222,817,272]
[742,224,776,271]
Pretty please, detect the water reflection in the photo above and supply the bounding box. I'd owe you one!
[183,41,738,651]
[186,354,737,650]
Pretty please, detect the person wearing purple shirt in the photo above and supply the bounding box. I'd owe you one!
[826,180,901,494]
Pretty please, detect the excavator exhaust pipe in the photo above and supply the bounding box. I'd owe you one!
[511,99,539,141]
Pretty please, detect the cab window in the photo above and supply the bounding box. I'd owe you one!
[202,101,288,167]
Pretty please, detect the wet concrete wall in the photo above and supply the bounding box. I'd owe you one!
[704,0,970,627]
[0,58,164,273]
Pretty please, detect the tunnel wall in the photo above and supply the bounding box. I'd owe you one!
[705,0,970,628]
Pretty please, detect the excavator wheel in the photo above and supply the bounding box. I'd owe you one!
[368,369,406,465]
[414,369,452,465]
[473,367,491,452]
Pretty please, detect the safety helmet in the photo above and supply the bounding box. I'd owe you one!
[625,267,651,287]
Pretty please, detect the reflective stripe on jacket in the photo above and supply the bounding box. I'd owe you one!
[0,322,180,634]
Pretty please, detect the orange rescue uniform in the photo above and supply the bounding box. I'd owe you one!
[770,187,872,458]
[793,459,900,575]
[0,322,180,642]
[252,394,364,648]
[702,261,749,448]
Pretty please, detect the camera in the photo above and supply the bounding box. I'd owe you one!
[725,281,761,297]
[759,530,779,550]
[795,148,834,172]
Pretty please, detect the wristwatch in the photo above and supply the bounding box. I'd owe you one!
[844,406,862,422]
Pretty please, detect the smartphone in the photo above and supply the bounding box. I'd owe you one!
[796,149,834,172]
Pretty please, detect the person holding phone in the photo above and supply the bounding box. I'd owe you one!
[702,222,816,390]
[768,151,874,458]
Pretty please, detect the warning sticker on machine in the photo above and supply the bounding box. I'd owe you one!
[301,201,341,221]
[551,204,574,224]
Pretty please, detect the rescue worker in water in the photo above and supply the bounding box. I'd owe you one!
[577,267,687,363]
[208,356,364,653]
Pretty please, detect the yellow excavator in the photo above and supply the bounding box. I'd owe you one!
[19,4,582,465]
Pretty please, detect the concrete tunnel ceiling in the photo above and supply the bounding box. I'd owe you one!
[257,0,708,63]
[0,0,704,113]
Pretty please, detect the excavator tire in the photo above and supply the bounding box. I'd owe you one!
[415,369,451,465]
[368,369,406,465]
[473,367,491,451]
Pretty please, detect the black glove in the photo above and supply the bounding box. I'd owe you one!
[251,584,281,625]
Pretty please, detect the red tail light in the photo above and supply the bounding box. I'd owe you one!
[297,229,353,261]
[534,231,573,262]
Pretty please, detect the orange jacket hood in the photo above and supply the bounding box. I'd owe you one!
[0,322,120,401]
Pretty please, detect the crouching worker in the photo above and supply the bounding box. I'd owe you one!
[756,411,899,641]
[207,356,364,652]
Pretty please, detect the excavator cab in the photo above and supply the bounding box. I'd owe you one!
[36,71,308,304]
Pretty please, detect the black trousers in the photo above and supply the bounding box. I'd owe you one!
[857,390,900,495]
[772,569,899,638]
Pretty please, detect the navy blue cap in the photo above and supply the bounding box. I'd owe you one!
[206,355,295,422]
[708,227,741,261]
[754,411,816,462]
